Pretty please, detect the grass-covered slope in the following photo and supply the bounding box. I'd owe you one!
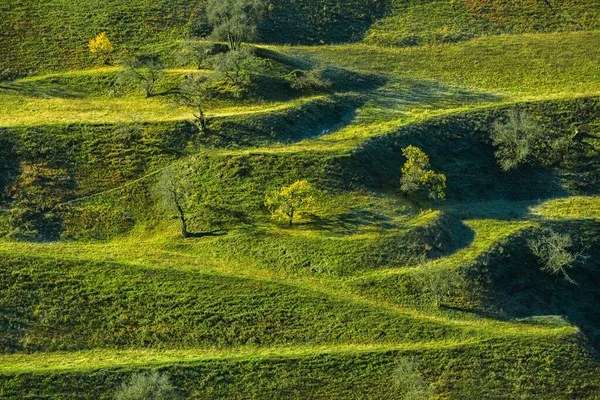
[0,0,388,78]
[365,0,600,47]
[1,4,600,397]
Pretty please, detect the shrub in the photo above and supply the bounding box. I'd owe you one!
[288,66,332,93]
[116,54,166,97]
[393,358,434,400]
[115,371,180,400]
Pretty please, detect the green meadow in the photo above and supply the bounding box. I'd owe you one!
[1,0,600,398]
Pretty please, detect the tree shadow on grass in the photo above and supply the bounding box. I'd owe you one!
[0,80,85,99]
[185,230,228,238]
[304,208,398,233]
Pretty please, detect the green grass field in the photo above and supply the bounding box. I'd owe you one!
[1,1,600,398]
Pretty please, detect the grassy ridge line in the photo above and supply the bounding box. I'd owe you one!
[0,243,576,336]
[0,93,327,128]
[275,31,600,97]
[530,196,600,220]
[359,219,534,281]
[219,92,600,155]
[0,339,504,373]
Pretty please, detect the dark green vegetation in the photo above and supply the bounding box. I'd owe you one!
[1,0,600,399]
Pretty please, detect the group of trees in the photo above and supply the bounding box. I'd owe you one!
[156,164,317,238]
[88,0,332,136]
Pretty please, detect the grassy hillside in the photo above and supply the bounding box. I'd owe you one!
[1,1,600,398]
[365,0,600,47]
[0,0,388,79]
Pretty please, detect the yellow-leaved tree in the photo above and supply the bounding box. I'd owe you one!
[89,32,114,65]
[265,180,316,227]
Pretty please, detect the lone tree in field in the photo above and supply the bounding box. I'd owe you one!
[117,54,166,97]
[178,74,216,133]
[528,230,582,284]
[400,146,446,200]
[115,371,180,400]
[89,32,114,65]
[155,165,196,238]
[491,110,545,171]
[206,0,267,51]
[265,180,316,227]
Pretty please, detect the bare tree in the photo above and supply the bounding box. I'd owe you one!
[117,54,166,97]
[178,74,215,133]
[155,165,196,238]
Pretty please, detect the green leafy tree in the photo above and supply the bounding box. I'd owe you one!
[7,162,74,240]
[115,371,181,400]
[528,230,582,284]
[400,146,446,200]
[491,110,545,171]
[206,0,266,51]
[117,54,166,97]
[393,358,434,400]
[265,180,316,226]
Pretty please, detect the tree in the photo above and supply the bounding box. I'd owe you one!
[155,165,196,238]
[400,146,446,200]
[209,47,260,96]
[528,230,582,284]
[206,0,266,51]
[265,180,316,226]
[115,371,181,400]
[178,74,216,133]
[416,266,463,308]
[393,358,434,400]
[7,161,74,240]
[89,32,114,65]
[490,110,544,171]
[117,54,165,97]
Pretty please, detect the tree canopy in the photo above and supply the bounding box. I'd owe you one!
[400,146,446,201]
[265,180,316,226]
[206,0,267,51]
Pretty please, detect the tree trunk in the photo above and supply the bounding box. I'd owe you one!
[197,105,206,132]
[172,192,188,238]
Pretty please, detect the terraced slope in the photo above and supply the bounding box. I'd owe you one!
[1,25,600,400]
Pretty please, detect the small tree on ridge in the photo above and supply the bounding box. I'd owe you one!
[265,180,316,227]
[400,146,446,201]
